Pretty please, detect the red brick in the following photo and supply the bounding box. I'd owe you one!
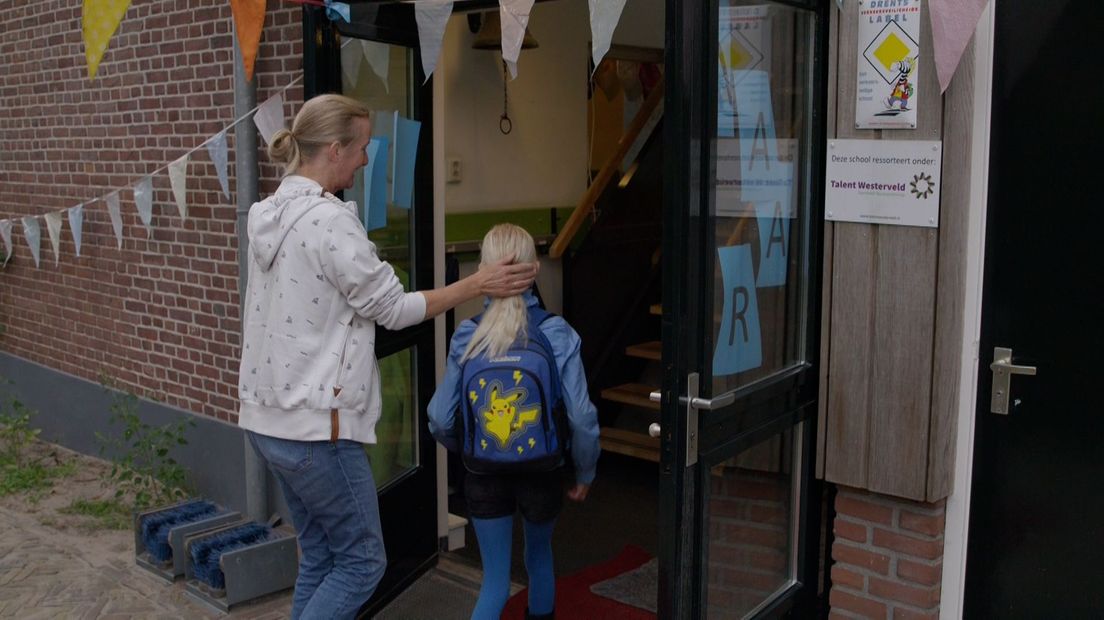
[892,607,939,620]
[831,565,865,590]
[833,542,891,575]
[899,510,945,538]
[837,493,894,526]
[868,577,940,609]
[835,518,869,543]
[872,529,944,561]
[830,588,888,619]
[897,559,942,587]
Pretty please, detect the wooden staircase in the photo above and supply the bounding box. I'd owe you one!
[597,340,664,462]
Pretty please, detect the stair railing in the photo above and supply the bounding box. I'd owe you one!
[549,77,665,259]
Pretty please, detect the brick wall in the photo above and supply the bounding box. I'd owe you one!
[829,486,946,620]
[0,0,303,421]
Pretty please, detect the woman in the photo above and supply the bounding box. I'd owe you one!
[237,94,537,619]
[428,224,600,620]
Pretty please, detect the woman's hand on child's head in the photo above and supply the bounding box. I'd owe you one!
[477,255,539,298]
[567,483,589,502]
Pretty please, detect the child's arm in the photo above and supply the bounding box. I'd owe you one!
[427,322,476,453]
[543,319,600,488]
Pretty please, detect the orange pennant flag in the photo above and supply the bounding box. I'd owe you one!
[230,0,267,82]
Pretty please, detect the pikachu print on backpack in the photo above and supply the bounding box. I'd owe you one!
[459,307,566,473]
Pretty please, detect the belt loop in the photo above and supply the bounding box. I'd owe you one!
[330,386,342,443]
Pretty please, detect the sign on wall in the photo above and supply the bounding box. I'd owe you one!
[825,139,942,228]
[855,0,923,129]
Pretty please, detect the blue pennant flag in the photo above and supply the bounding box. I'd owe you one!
[364,136,390,232]
[393,115,421,210]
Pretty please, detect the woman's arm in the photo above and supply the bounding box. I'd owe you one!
[420,257,538,320]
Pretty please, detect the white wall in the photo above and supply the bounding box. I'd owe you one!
[440,0,664,214]
[441,1,590,213]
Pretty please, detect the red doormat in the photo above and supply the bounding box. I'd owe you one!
[502,545,657,619]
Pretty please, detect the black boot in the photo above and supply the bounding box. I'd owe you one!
[525,608,554,620]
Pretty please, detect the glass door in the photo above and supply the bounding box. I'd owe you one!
[660,0,826,617]
[305,4,438,614]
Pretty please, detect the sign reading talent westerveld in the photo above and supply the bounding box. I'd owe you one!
[825,139,942,228]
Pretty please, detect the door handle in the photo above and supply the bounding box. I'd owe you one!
[648,423,661,438]
[990,346,1037,415]
[649,389,735,411]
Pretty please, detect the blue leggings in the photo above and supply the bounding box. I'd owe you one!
[471,516,555,619]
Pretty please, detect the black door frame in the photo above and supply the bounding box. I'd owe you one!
[660,0,829,616]
[303,5,440,615]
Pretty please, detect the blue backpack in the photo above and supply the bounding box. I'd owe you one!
[458,307,565,474]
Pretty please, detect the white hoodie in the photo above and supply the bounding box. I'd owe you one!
[237,175,426,443]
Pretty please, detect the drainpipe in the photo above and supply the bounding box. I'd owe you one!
[234,35,267,523]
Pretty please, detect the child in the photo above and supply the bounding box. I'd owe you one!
[428,224,601,620]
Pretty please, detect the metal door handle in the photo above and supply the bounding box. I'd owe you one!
[648,423,661,438]
[990,347,1037,415]
[649,389,735,410]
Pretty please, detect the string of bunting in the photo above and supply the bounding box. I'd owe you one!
[0,72,303,269]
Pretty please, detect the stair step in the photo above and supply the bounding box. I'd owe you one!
[625,341,662,361]
[649,303,662,316]
[600,383,660,410]
[599,427,660,462]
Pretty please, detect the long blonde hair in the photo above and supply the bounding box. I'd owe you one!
[462,224,539,362]
[268,94,372,176]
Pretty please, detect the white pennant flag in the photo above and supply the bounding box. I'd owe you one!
[341,35,365,86]
[254,93,286,147]
[589,0,628,69]
[363,40,390,92]
[105,192,124,249]
[0,220,12,266]
[500,0,536,79]
[133,176,154,237]
[68,204,84,257]
[206,131,231,199]
[168,154,189,219]
[929,0,990,93]
[21,216,41,269]
[44,211,63,266]
[415,1,454,83]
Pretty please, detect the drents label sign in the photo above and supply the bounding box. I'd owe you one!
[855,0,923,129]
[825,139,943,228]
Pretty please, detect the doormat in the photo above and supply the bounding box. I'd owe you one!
[502,545,657,619]
[589,557,658,612]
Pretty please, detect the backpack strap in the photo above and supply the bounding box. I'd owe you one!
[525,306,562,405]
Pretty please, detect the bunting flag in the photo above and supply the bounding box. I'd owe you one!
[105,192,124,249]
[21,217,42,269]
[68,205,85,257]
[133,176,154,236]
[414,1,454,83]
[206,131,231,199]
[168,155,189,218]
[82,0,132,79]
[341,35,365,86]
[929,0,989,93]
[229,0,267,82]
[44,211,64,266]
[254,93,285,147]
[0,220,12,266]
[363,40,391,92]
[589,0,628,69]
[500,0,536,79]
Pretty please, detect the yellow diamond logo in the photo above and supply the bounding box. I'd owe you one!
[727,38,753,70]
[873,33,910,72]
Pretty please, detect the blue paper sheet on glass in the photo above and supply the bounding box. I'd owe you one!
[713,244,763,376]
[755,195,790,288]
[733,70,792,205]
[392,115,421,210]
[364,137,390,232]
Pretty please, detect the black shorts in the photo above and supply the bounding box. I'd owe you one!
[463,468,564,524]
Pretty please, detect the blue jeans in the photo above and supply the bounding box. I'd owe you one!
[247,432,387,620]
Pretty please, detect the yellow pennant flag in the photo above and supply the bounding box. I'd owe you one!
[230,0,268,82]
[82,0,132,79]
